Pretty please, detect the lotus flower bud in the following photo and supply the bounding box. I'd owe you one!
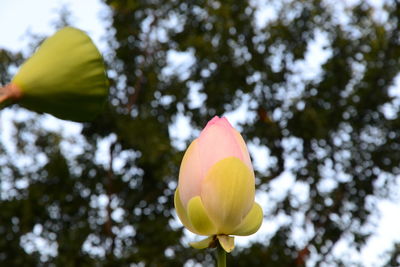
[174,116,263,252]
[0,27,108,122]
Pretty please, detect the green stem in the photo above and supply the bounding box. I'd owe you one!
[217,242,226,267]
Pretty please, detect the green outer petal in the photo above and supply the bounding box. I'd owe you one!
[217,235,235,253]
[187,196,217,236]
[201,157,254,234]
[12,27,108,122]
[232,202,263,236]
[190,236,214,250]
[174,189,201,235]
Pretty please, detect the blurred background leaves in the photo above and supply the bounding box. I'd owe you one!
[1,0,400,266]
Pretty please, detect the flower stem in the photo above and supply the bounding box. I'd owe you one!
[0,86,10,104]
[0,84,22,108]
[216,242,226,267]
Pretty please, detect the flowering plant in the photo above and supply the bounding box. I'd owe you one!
[175,116,263,265]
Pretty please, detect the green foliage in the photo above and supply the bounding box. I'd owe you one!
[2,0,400,266]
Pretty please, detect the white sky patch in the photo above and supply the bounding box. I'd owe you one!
[163,49,196,81]
[248,143,270,174]
[188,81,206,109]
[291,181,310,205]
[94,133,117,168]
[38,114,82,134]
[0,109,48,174]
[269,171,296,202]
[0,0,61,52]
[82,234,106,257]
[382,73,400,120]
[251,0,279,29]
[37,114,88,162]
[0,109,24,154]
[223,94,257,131]
[366,0,388,24]
[291,29,332,82]
[359,198,400,266]
[389,74,400,99]
[20,224,58,261]
[169,113,192,151]
[0,0,109,53]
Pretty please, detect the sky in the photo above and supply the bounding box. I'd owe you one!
[1,0,400,266]
[0,0,109,53]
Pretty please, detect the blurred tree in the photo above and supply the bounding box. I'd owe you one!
[2,0,400,266]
